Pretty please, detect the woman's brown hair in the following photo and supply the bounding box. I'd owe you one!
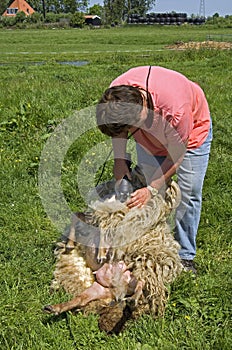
[96,85,145,137]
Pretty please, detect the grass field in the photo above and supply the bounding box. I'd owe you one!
[0,25,231,349]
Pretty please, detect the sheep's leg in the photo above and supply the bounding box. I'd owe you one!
[43,282,113,315]
[97,247,109,263]
[65,213,79,250]
[97,230,109,263]
[126,279,144,310]
[65,212,89,250]
[66,213,108,263]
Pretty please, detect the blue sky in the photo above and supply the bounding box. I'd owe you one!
[89,0,232,17]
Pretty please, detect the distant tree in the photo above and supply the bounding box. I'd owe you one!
[0,0,11,16]
[62,0,77,13]
[61,0,88,13]
[103,0,155,24]
[88,4,103,17]
[28,0,89,15]
[127,0,155,16]
[28,0,43,12]
[46,0,63,13]
[104,0,125,24]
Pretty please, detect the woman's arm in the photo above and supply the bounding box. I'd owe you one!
[112,131,132,180]
[149,152,184,190]
[127,144,187,209]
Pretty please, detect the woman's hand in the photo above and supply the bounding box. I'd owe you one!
[126,187,151,208]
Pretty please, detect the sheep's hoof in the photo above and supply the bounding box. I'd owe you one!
[65,246,75,253]
[97,256,107,264]
[43,305,60,315]
[65,240,76,252]
[126,297,136,311]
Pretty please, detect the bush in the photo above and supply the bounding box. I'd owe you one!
[15,10,26,23]
[206,15,232,28]
[0,15,17,26]
[44,12,59,23]
[16,21,27,29]
[27,12,43,24]
[70,12,85,28]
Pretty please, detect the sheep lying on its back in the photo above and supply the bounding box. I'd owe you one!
[90,178,182,316]
[45,170,183,333]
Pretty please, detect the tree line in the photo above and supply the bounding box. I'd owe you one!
[0,0,156,24]
[1,1,230,27]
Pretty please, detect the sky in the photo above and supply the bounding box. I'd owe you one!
[89,0,232,17]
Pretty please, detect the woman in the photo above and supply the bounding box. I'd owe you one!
[96,66,212,273]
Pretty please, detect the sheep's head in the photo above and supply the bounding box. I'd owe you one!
[115,177,134,203]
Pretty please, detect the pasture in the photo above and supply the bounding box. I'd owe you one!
[0,25,231,349]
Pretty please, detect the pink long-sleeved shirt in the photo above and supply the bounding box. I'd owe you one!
[110,66,210,156]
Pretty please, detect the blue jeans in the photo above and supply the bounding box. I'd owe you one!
[136,119,213,260]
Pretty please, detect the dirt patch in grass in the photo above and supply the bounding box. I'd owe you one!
[166,41,232,50]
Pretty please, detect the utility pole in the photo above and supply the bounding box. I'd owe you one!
[199,0,205,18]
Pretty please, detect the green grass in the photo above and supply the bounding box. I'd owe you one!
[0,25,231,62]
[0,26,231,349]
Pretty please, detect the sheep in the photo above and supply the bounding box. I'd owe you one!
[44,166,183,333]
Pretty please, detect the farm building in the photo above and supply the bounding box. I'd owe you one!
[84,15,101,26]
[2,0,35,17]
